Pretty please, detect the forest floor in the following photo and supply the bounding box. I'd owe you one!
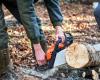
[4,2,100,80]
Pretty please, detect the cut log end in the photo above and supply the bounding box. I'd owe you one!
[66,43,90,68]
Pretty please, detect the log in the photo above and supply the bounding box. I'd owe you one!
[65,43,100,68]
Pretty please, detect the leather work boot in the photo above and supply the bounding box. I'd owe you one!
[0,67,18,80]
[0,49,18,80]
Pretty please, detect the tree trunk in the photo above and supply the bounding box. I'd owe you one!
[65,43,100,68]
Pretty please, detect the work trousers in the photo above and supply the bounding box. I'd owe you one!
[0,0,63,48]
[94,2,100,29]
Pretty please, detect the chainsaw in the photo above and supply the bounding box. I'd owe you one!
[46,33,73,69]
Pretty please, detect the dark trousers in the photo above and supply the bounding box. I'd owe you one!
[94,2,100,29]
[0,0,63,48]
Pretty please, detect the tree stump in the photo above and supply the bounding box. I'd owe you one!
[65,43,100,68]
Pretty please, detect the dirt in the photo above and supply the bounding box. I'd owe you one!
[3,2,100,80]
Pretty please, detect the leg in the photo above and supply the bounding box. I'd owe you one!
[3,0,47,52]
[0,2,10,74]
[44,0,65,42]
[16,0,46,66]
[16,0,41,43]
[3,0,47,66]
[44,0,63,27]
[94,2,100,29]
[3,0,39,24]
[4,0,46,43]
[2,0,22,24]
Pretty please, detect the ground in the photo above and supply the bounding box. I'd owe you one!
[3,2,100,80]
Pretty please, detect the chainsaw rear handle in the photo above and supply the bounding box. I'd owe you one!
[57,33,73,49]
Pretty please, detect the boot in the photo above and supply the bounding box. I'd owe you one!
[0,49,18,80]
[0,67,18,80]
[0,48,10,75]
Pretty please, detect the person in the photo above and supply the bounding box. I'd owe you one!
[0,0,65,75]
[94,1,100,29]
